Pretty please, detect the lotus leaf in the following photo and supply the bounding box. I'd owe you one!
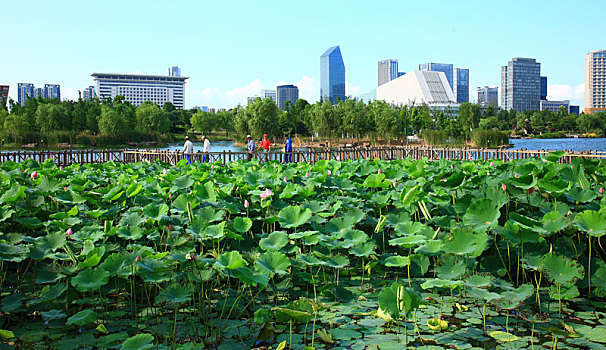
[349,242,376,257]
[233,217,252,233]
[66,309,97,327]
[142,203,169,222]
[216,251,248,270]
[542,210,567,233]
[383,255,410,267]
[156,284,192,304]
[542,253,584,286]
[71,268,110,292]
[378,282,420,319]
[255,252,291,276]
[278,206,312,229]
[259,231,289,251]
[121,333,154,350]
[427,318,448,331]
[575,210,606,237]
[489,331,518,342]
[463,198,500,232]
[232,267,269,287]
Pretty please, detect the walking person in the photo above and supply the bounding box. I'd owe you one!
[182,136,193,164]
[246,135,255,161]
[284,134,293,163]
[201,135,211,162]
[258,133,271,162]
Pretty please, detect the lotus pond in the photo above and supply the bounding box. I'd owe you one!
[1,154,606,350]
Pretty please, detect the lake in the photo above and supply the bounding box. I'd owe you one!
[509,138,606,152]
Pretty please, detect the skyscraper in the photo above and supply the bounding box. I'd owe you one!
[260,89,277,103]
[168,66,181,77]
[419,63,454,90]
[540,76,547,100]
[82,86,96,100]
[453,68,469,103]
[276,85,299,110]
[477,86,498,107]
[0,85,9,108]
[44,84,61,100]
[320,46,346,104]
[18,83,34,106]
[378,59,398,86]
[585,49,606,114]
[501,57,541,112]
[34,88,44,99]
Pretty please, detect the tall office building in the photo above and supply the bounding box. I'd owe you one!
[377,70,456,106]
[168,66,181,77]
[276,85,299,110]
[260,89,277,102]
[0,85,9,108]
[501,57,541,112]
[540,99,570,113]
[540,76,547,100]
[378,59,399,86]
[320,46,346,104]
[453,68,469,103]
[92,71,188,109]
[34,88,44,99]
[419,63,454,90]
[18,83,34,106]
[82,86,96,100]
[477,86,498,107]
[585,49,606,114]
[44,84,61,100]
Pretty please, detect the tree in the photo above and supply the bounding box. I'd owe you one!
[310,100,340,143]
[246,98,280,139]
[98,105,125,136]
[191,111,216,134]
[135,101,169,134]
[372,100,399,139]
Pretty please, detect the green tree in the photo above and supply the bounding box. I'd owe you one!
[310,100,340,143]
[135,101,169,134]
[246,98,280,139]
[98,105,125,136]
[191,111,216,134]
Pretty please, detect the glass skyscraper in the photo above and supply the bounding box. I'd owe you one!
[419,63,454,91]
[276,85,299,110]
[540,76,547,100]
[378,59,398,86]
[320,46,346,104]
[18,83,34,106]
[501,57,541,112]
[453,68,469,103]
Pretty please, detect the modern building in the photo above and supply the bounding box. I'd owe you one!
[320,46,346,104]
[569,105,580,115]
[358,89,377,102]
[18,83,35,106]
[260,89,277,102]
[378,59,399,86]
[540,76,548,100]
[168,66,181,77]
[585,49,606,114]
[34,88,44,99]
[44,84,61,100]
[0,85,8,107]
[453,68,469,103]
[82,86,96,100]
[477,86,498,107]
[398,72,406,78]
[246,96,258,105]
[276,85,299,110]
[501,57,541,112]
[419,63,454,90]
[377,70,456,106]
[540,99,570,113]
[92,72,188,109]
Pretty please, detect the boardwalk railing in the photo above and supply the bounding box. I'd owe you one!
[1,147,606,166]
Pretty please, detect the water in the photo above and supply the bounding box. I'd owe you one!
[156,140,245,153]
[509,138,606,152]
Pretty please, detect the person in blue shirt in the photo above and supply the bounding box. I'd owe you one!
[284,134,293,163]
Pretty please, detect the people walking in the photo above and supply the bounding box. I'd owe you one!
[258,133,271,162]
[182,136,193,164]
[284,134,293,163]
[246,135,255,161]
[202,135,211,162]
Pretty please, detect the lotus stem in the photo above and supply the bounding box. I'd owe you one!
[588,236,592,298]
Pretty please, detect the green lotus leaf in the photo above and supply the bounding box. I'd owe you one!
[339,229,368,248]
[0,183,26,204]
[66,309,97,327]
[156,284,192,304]
[442,229,486,256]
[0,242,28,262]
[463,198,500,232]
[537,178,570,195]
[37,231,66,252]
[575,210,606,237]
[383,255,410,267]
[414,240,443,255]
[41,309,67,321]
[420,279,463,290]
[511,174,536,190]
[71,268,110,292]
[196,206,224,223]
[464,275,493,288]
[117,225,144,240]
[385,212,412,227]
[542,210,567,233]
[121,333,154,350]
[202,221,225,240]
[326,255,350,269]
[490,331,518,342]
[378,282,420,319]
[435,256,466,280]
[36,177,62,193]
[566,187,597,203]
[542,253,584,286]
[120,212,145,227]
[278,206,312,229]
[363,173,387,188]
[216,250,248,270]
[289,230,318,239]
[349,242,376,257]
[279,182,301,199]
[233,217,252,233]
[499,284,534,309]
[255,252,291,276]
[548,284,579,300]
[467,287,502,302]
[173,175,194,190]
[195,181,217,202]
[100,253,125,276]
[171,193,200,212]
[427,318,448,331]
[78,253,102,269]
[259,231,289,251]
[231,266,269,288]
[394,221,427,236]
[1,293,21,313]
[297,253,324,266]
[142,203,169,222]
[0,329,15,340]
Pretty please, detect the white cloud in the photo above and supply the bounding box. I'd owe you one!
[548,83,585,107]
[62,87,80,101]
[225,79,264,105]
[346,81,361,98]
[275,76,319,103]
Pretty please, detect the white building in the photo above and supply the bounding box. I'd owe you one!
[92,72,188,109]
[540,99,570,113]
[260,89,277,102]
[377,70,456,106]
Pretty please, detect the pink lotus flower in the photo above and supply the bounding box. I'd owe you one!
[334,214,338,218]
[211,165,215,170]
[168,224,172,230]
[600,187,605,194]
[442,177,447,182]
[59,166,63,171]
[515,173,519,178]
[162,168,167,175]
[169,193,172,199]
[66,228,73,236]
[393,180,397,187]
[260,188,273,200]
[31,171,38,179]
[135,256,140,262]
[450,165,454,169]
[284,177,287,182]
[501,183,507,191]
[244,199,250,208]
[327,170,332,176]
[490,162,494,167]
[305,171,309,178]
[378,169,382,174]
[528,187,534,194]
[273,164,277,169]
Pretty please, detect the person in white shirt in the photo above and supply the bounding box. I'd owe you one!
[182,136,194,164]
[201,135,211,162]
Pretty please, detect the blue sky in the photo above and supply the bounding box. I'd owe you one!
[2,0,603,109]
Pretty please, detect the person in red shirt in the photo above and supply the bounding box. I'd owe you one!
[258,134,271,162]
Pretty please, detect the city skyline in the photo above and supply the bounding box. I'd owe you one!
[1,0,603,110]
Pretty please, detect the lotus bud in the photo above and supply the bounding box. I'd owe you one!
[334,214,338,218]
[393,180,397,188]
[168,224,172,230]
[244,199,250,208]
[59,166,63,171]
[66,227,73,236]
[169,193,172,199]
[501,183,507,191]
[515,173,519,178]
[274,164,277,169]
[135,256,140,262]
[490,162,494,167]
[528,187,534,194]
[600,187,605,194]
[64,186,67,191]
[305,171,309,178]
[487,171,490,176]
[284,177,287,182]
[191,253,197,261]
[378,169,382,174]
[211,165,215,170]
[328,170,332,176]
[31,171,38,179]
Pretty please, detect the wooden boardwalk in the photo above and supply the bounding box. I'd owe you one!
[2,146,602,166]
